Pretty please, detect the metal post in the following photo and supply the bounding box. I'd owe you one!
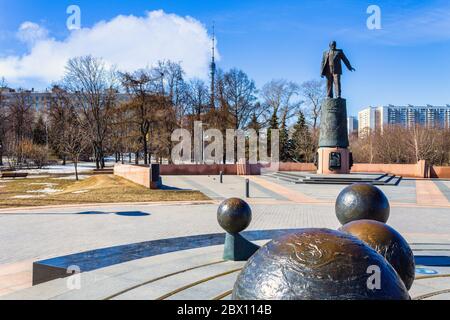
[246,179,250,198]
[220,171,223,184]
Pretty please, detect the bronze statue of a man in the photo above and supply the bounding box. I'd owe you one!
[321,41,355,98]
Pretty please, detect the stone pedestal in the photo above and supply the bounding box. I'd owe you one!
[223,233,260,261]
[317,147,351,174]
[317,98,351,174]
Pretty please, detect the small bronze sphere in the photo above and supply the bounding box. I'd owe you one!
[340,220,415,290]
[217,198,252,234]
[336,183,390,225]
[232,229,409,300]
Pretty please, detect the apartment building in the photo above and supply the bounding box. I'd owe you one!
[358,104,450,135]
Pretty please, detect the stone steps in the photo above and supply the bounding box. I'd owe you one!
[266,171,402,186]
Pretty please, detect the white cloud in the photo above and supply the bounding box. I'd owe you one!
[16,22,49,45]
[0,10,218,87]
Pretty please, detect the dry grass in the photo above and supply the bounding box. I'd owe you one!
[0,175,209,208]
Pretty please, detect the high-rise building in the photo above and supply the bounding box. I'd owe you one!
[358,104,450,135]
[358,107,377,135]
[347,116,358,135]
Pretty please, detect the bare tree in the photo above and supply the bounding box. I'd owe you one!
[222,68,259,129]
[48,86,73,165]
[185,79,209,121]
[350,124,450,166]
[8,90,34,143]
[62,56,118,169]
[109,101,128,164]
[151,61,188,164]
[260,79,302,126]
[150,97,177,164]
[155,61,185,104]
[405,125,448,165]
[300,79,326,130]
[373,126,411,164]
[120,70,159,165]
[351,128,376,163]
[61,115,90,181]
[6,90,35,165]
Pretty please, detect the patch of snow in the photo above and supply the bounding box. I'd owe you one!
[12,195,46,199]
[72,190,89,194]
[14,161,115,175]
[27,188,62,194]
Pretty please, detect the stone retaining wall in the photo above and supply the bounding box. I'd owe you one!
[351,160,428,178]
[430,166,450,179]
[115,161,450,180]
[114,164,151,188]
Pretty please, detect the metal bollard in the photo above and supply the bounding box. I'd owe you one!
[246,179,250,198]
[220,171,224,184]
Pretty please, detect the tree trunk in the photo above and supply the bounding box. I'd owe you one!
[74,159,79,181]
[143,138,148,165]
[95,143,105,169]
[94,145,100,170]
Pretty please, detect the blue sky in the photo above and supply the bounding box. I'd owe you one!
[0,0,449,116]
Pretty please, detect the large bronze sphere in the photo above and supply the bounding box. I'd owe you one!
[232,229,409,300]
[336,183,390,225]
[217,198,252,234]
[340,220,415,290]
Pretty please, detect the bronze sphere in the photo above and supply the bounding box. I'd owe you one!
[340,220,415,290]
[336,183,390,225]
[232,229,409,300]
[217,198,252,234]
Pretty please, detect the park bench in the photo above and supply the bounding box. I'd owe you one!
[0,172,29,179]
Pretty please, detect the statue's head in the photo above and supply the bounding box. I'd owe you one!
[329,41,337,50]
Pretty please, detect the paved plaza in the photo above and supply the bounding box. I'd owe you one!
[1,174,449,299]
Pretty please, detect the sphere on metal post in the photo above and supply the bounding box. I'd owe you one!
[232,229,409,300]
[217,198,252,234]
[340,220,415,290]
[336,183,390,225]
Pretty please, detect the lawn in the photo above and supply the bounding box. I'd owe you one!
[0,175,210,208]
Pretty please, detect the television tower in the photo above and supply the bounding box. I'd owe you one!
[210,22,216,110]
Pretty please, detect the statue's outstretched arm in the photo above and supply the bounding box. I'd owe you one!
[342,52,355,71]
